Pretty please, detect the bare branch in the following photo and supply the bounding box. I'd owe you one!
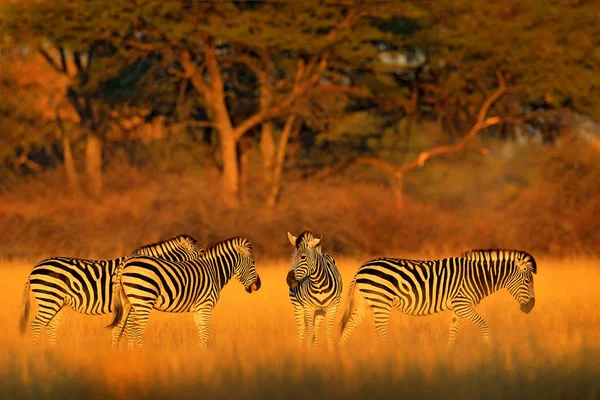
[58,47,68,74]
[179,50,211,98]
[312,71,508,181]
[73,51,83,74]
[400,72,506,171]
[171,120,215,129]
[17,153,42,171]
[266,114,298,207]
[37,47,63,74]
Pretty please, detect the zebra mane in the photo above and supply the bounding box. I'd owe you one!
[461,249,537,273]
[134,234,202,253]
[295,231,319,248]
[208,236,253,252]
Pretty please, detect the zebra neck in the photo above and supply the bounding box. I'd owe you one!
[203,247,236,290]
[307,254,332,285]
[470,260,514,298]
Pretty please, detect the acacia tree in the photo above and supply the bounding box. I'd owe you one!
[312,0,600,207]
[0,42,65,182]
[119,1,419,205]
[5,0,143,198]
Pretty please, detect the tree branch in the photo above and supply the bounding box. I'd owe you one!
[73,51,83,74]
[408,70,506,170]
[312,71,508,181]
[58,47,68,74]
[178,50,211,98]
[37,47,63,75]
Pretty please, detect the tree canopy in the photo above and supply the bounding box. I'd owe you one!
[2,0,599,203]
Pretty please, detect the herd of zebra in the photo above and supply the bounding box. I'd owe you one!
[18,231,537,350]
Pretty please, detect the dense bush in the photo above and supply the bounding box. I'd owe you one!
[1,137,598,262]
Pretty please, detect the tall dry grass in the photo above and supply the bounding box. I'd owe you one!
[1,257,599,399]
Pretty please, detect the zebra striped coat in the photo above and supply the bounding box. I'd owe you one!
[339,249,536,346]
[19,234,204,347]
[286,231,342,348]
[108,237,261,348]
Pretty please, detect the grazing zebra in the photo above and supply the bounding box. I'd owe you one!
[18,234,204,347]
[339,249,536,346]
[286,232,342,348]
[108,237,261,349]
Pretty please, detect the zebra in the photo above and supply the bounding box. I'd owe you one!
[133,234,205,261]
[107,236,261,349]
[286,231,342,348]
[18,234,204,348]
[339,249,536,347]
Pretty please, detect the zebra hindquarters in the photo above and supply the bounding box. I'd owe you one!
[339,279,370,346]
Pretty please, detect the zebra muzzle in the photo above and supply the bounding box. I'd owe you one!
[246,276,261,293]
[286,270,298,289]
[520,298,535,314]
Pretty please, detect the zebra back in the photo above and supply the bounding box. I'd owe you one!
[461,249,537,273]
[133,234,204,261]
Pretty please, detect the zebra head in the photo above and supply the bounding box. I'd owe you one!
[286,231,322,289]
[231,238,261,293]
[464,249,537,314]
[507,252,536,314]
[177,235,206,258]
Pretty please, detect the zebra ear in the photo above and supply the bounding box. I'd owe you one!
[308,237,321,249]
[180,237,190,249]
[287,232,297,246]
[233,243,251,256]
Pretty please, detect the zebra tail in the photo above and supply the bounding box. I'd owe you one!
[19,281,30,336]
[106,271,124,329]
[340,276,357,334]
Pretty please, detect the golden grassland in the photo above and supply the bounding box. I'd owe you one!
[1,257,599,400]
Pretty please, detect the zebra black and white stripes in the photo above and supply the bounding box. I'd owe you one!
[339,249,536,346]
[134,235,205,261]
[108,237,261,348]
[18,234,204,347]
[286,232,342,348]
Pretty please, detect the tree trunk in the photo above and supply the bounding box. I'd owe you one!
[62,136,82,194]
[221,132,240,207]
[392,174,405,211]
[85,133,103,199]
[260,122,276,186]
[239,139,251,201]
[266,115,297,208]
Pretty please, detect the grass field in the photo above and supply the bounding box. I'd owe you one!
[1,257,599,400]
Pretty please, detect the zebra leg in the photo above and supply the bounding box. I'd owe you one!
[325,306,338,350]
[193,308,212,348]
[454,305,490,344]
[304,309,315,348]
[339,308,367,346]
[111,303,132,351]
[372,305,391,344]
[312,310,326,347]
[447,311,463,348]
[30,300,64,345]
[293,303,306,344]
[46,307,65,346]
[127,305,152,349]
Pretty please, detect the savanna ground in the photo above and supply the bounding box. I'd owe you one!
[1,257,599,400]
